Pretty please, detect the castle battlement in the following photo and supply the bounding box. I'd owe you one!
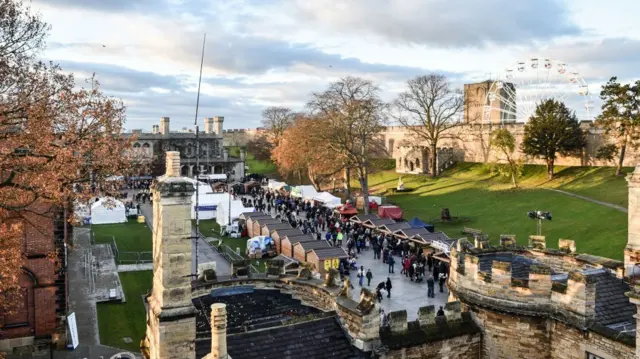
[449,235,627,324]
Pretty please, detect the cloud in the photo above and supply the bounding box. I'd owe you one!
[33,0,158,12]
[280,0,580,47]
[58,60,188,93]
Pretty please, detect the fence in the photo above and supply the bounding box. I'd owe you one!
[108,236,152,265]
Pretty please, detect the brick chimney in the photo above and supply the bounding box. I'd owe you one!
[205,118,215,134]
[204,303,228,359]
[213,116,224,135]
[160,117,170,135]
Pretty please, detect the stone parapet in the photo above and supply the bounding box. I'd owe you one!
[449,237,621,324]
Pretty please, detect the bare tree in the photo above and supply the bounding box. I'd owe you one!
[307,76,387,214]
[261,106,296,146]
[395,75,465,177]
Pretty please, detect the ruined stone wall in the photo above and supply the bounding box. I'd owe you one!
[473,307,550,359]
[382,333,481,359]
[383,123,638,168]
[550,321,635,359]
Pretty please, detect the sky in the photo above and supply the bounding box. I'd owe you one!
[31,0,640,131]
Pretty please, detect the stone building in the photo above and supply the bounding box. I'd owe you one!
[125,116,245,180]
[0,202,69,354]
[141,150,640,359]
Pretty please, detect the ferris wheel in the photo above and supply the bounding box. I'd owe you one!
[482,58,594,126]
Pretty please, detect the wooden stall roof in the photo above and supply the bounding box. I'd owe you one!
[297,240,331,251]
[240,212,271,220]
[349,214,379,224]
[308,247,349,259]
[253,219,282,227]
[362,218,396,228]
[272,228,304,237]
[262,223,292,232]
[283,234,316,244]
[393,227,432,239]
[415,231,452,243]
[377,222,411,233]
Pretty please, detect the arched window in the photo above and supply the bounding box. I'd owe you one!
[133,142,141,148]
[201,143,208,157]
[388,139,395,154]
[142,143,150,148]
[404,158,408,168]
[415,158,420,168]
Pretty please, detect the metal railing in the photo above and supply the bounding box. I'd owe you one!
[220,244,244,262]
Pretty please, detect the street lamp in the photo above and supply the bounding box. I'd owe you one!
[227,170,235,227]
[527,210,552,236]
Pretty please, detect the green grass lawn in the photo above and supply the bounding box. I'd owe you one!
[96,271,152,352]
[358,163,628,260]
[92,219,152,252]
[246,153,277,175]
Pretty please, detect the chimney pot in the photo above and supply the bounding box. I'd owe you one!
[210,303,228,359]
[165,151,181,177]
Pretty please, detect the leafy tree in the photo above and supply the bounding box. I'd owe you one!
[271,115,343,190]
[261,106,296,146]
[521,99,586,179]
[394,75,465,177]
[595,77,640,176]
[307,77,387,213]
[246,134,273,162]
[595,143,618,166]
[490,128,523,188]
[0,0,134,316]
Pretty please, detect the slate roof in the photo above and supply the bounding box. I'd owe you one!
[283,234,315,244]
[393,228,431,238]
[263,223,293,232]
[309,247,349,259]
[378,222,411,233]
[592,269,636,327]
[350,214,379,223]
[363,218,395,228]
[194,288,365,359]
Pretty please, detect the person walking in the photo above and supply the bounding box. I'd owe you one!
[439,272,447,293]
[387,255,395,274]
[358,266,365,287]
[366,269,373,286]
[427,275,435,298]
[385,277,392,298]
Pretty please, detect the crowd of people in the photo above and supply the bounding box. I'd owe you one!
[242,185,451,305]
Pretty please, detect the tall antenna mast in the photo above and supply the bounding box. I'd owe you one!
[193,33,206,276]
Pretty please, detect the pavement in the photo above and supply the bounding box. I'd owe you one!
[257,202,448,320]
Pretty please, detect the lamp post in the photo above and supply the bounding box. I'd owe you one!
[527,210,552,236]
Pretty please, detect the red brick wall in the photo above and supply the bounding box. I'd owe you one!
[22,204,55,256]
[34,287,57,336]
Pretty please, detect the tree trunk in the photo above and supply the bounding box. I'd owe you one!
[430,144,437,177]
[344,167,351,200]
[308,167,320,191]
[360,167,370,215]
[511,170,518,188]
[546,159,555,180]
[617,142,627,176]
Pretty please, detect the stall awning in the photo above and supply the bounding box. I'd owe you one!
[407,217,435,232]
[378,205,403,220]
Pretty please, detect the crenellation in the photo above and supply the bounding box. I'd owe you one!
[499,234,516,247]
[388,310,408,333]
[558,239,576,254]
[417,305,436,327]
[444,302,462,322]
[491,260,512,287]
[529,235,546,250]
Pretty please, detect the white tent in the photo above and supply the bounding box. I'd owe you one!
[312,192,342,208]
[216,199,253,226]
[198,174,227,181]
[268,180,287,191]
[291,185,319,200]
[184,178,230,220]
[91,197,127,225]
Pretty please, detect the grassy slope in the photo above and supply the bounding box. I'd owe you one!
[360,163,629,260]
[92,219,152,252]
[96,271,153,352]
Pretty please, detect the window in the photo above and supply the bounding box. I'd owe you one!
[586,353,605,359]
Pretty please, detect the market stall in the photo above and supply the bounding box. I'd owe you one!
[306,247,349,278]
[349,214,380,224]
[261,222,292,237]
[293,240,331,263]
[91,197,127,225]
[378,205,403,220]
[407,217,435,233]
[280,234,315,257]
[216,200,253,226]
[291,185,319,200]
[271,228,304,253]
[312,192,342,208]
[361,217,395,229]
[377,222,411,235]
[244,214,273,237]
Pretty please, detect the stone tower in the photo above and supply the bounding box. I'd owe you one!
[142,151,197,359]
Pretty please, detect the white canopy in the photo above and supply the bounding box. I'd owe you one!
[216,199,253,226]
[291,185,319,199]
[268,180,287,190]
[198,174,227,181]
[184,178,230,220]
[313,192,342,208]
[91,197,127,225]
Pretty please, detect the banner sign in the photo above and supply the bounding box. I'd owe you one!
[67,312,79,349]
[197,205,217,211]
